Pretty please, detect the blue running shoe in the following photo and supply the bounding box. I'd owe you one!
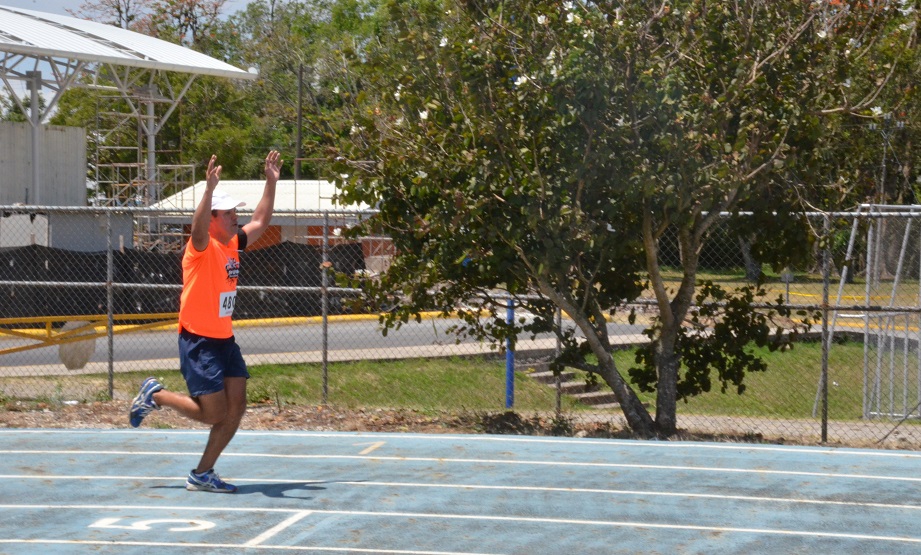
[129,377,163,428]
[186,469,237,493]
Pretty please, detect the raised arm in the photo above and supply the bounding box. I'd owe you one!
[241,150,283,245]
[191,154,221,252]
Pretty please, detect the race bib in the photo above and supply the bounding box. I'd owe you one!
[219,291,236,318]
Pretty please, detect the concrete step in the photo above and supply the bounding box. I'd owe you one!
[572,390,619,406]
[524,361,551,373]
[589,403,623,410]
[524,367,631,408]
[559,380,598,395]
[527,370,576,384]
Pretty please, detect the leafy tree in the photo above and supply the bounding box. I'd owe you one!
[67,0,149,29]
[332,0,918,437]
[142,0,228,46]
[50,0,391,187]
[1,94,46,123]
[227,0,385,176]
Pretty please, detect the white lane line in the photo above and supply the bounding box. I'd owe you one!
[329,480,921,511]
[0,429,917,460]
[0,504,919,545]
[0,539,500,554]
[244,510,312,546]
[1,475,920,512]
[0,450,918,483]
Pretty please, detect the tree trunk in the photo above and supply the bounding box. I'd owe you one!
[653,338,680,436]
[738,237,762,282]
[597,354,656,438]
[647,220,703,438]
[535,279,656,438]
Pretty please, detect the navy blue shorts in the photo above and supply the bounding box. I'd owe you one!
[178,328,249,397]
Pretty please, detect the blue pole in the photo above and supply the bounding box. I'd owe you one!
[506,298,514,408]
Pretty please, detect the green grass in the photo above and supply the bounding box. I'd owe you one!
[44,356,581,413]
[186,340,872,421]
[245,356,584,412]
[607,338,887,421]
[0,340,909,425]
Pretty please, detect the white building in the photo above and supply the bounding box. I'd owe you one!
[154,180,391,273]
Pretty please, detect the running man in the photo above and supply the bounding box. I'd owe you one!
[129,150,283,493]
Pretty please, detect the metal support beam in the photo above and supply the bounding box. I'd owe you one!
[26,70,41,204]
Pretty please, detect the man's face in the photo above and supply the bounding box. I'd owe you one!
[210,208,238,242]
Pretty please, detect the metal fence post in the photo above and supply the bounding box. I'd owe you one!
[106,209,114,399]
[555,306,562,417]
[322,211,330,406]
[506,298,514,409]
[821,214,831,443]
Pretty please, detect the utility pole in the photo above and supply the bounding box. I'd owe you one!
[296,64,303,180]
[869,112,905,203]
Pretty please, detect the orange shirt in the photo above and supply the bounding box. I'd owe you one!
[178,233,243,339]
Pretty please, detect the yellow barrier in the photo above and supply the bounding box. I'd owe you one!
[0,313,178,356]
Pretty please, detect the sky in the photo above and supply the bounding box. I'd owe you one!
[0,0,250,19]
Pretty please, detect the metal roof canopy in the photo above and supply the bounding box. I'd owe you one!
[0,4,256,205]
[155,179,372,211]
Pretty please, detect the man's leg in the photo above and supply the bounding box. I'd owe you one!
[193,376,247,474]
[152,388,226,425]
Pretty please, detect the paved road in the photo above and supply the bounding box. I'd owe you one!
[0,315,648,376]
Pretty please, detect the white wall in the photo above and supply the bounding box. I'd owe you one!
[0,213,49,247]
[48,212,135,252]
[0,211,136,251]
[0,121,87,206]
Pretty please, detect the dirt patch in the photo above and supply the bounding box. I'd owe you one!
[0,401,478,434]
[2,400,918,450]
[0,398,642,439]
[0,400,632,438]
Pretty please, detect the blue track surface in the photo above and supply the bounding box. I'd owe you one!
[1,429,920,554]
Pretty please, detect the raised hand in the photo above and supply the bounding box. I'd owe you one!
[206,154,222,189]
[265,150,283,182]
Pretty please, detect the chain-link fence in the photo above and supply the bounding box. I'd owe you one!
[3,204,921,448]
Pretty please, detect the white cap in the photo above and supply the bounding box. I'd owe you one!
[211,190,245,211]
